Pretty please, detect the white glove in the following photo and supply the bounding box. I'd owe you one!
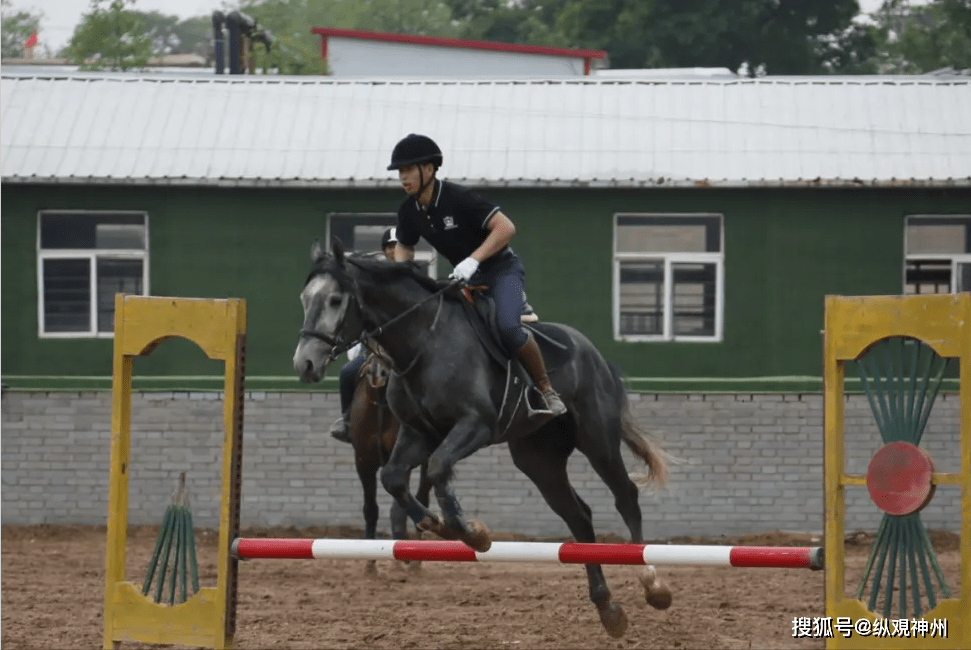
[449,257,480,282]
[346,342,363,361]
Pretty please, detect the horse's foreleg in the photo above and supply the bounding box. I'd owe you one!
[380,425,438,530]
[355,459,380,575]
[425,420,494,552]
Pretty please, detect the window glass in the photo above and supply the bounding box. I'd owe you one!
[38,211,148,337]
[619,261,664,335]
[40,213,146,249]
[616,215,720,253]
[958,262,971,293]
[97,259,144,332]
[328,213,437,278]
[43,258,91,333]
[672,262,717,337]
[614,213,723,341]
[904,216,971,294]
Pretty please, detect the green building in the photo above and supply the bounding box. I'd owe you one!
[3,73,969,392]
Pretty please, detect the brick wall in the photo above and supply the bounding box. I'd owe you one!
[1,391,962,538]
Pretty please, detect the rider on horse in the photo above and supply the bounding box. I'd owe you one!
[387,133,566,418]
[330,226,400,442]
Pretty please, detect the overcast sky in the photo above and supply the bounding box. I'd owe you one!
[18,0,891,57]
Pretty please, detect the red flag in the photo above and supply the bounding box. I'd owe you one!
[24,31,38,49]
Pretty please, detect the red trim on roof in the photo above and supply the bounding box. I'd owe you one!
[310,27,606,60]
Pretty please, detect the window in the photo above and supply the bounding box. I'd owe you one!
[327,213,438,278]
[904,216,971,294]
[37,211,149,338]
[613,214,723,342]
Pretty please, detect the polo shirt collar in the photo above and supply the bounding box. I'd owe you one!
[414,178,443,211]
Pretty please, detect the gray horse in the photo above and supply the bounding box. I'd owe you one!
[293,239,672,638]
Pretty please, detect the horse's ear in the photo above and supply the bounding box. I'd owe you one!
[332,237,346,266]
[310,238,326,262]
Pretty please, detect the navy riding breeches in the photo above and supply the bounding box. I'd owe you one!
[339,353,367,413]
[474,252,528,351]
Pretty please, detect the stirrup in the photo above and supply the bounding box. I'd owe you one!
[330,416,350,443]
[526,388,567,419]
[521,302,539,323]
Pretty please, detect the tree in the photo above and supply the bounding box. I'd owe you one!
[239,0,329,74]
[865,0,971,73]
[444,0,569,47]
[64,0,153,71]
[241,0,459,74]
[548,0,864,74]
[1,0,47,58]
[136,12,213,58]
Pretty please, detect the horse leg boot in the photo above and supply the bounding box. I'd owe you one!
[514,333,567,420]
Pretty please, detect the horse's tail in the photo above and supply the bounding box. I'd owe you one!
[608,361,672,490]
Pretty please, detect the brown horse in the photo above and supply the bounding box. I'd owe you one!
[347,351,432,573]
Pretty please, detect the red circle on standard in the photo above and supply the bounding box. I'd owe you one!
[865,441,935,515]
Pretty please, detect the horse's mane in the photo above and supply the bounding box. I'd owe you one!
[306,250,450,297]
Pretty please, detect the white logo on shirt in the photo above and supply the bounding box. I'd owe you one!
[443,215,457,230]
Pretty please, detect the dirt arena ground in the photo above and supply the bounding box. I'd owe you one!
[1,524,962,650]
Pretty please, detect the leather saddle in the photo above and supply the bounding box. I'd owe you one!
[357,347,393,389]
[458,287,567,439]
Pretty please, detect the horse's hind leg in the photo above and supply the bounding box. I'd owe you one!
[579,412,673,610]
[507,427,628,638]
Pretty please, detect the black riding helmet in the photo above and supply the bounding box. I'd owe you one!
[381,227,398,248]
[387,134,443,170]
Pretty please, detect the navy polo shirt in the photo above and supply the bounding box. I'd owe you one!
[396,179,506,268]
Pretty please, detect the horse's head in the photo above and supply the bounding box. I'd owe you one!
[292,238,366,383]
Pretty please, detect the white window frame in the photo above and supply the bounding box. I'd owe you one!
[326,212,438,279]
[36,210,150,339]
[903,214,971,295]
[612,213,724,343]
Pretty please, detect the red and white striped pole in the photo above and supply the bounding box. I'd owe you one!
[232,539,824,570]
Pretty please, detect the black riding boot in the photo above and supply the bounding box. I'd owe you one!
[330,414,351,443]
[514,334,567,418]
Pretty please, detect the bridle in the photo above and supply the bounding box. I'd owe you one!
[299,268,460,371]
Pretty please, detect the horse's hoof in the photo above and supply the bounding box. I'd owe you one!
[597,601,628,638]
[647,582,673,609]
[639,566,672,610]
[417,514,446,536]
[463,519,492,553]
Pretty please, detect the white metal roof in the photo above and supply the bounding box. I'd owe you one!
[2,72,970,188]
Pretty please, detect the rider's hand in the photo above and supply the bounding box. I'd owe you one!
[449,257,480,282]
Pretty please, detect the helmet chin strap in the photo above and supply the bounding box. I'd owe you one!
[411,165,435,203]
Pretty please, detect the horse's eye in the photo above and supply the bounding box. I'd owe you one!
[328,296,343,308]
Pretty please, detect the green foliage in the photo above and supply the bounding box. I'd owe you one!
[64,0,153,71]
[866,0,971,73]
[551,0,864,74]
[138,12,212,57]
[445,0,567,46]
[241,0,460,74]
[240,0,327,74]
[51,0,970,76]
[1,0,45,58]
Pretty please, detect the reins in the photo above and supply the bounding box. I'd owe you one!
[300,271,461,374]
